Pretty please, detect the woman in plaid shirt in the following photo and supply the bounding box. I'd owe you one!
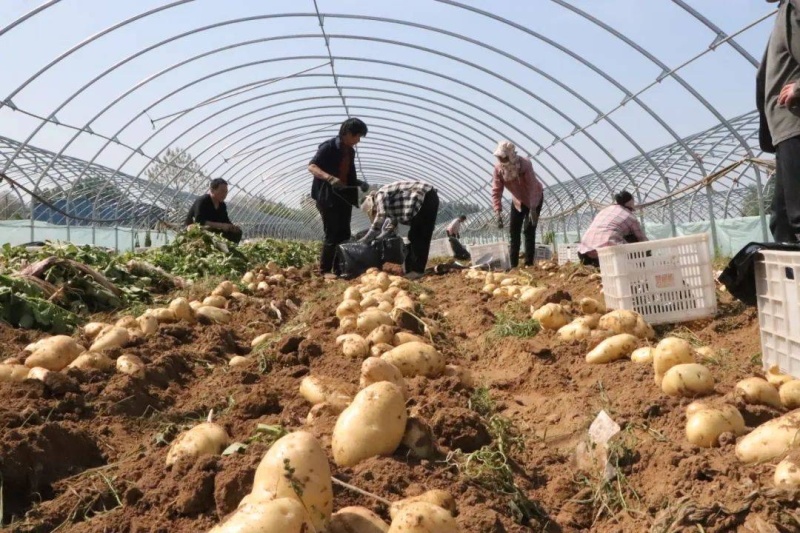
[577,191,648,267]
[360,181,440,280]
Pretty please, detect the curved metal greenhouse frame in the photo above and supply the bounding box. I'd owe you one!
[0,1,778,250]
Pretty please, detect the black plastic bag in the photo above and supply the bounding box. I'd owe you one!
[377,236,407,265]
[335,237,407,279]
[448,237,471,260]
[719,242,800,306]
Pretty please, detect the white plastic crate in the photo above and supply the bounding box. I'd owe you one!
[428,238,454,259]
[597,233,716,326]
[469,241,511,270]
[557,243,580,265]
[756,250,800,378]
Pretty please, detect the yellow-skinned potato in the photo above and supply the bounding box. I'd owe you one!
[330,507,389,533]
[137,314,158,336]
[661,364,714,397]
[25,335,84,370]
[360,357,408,399]
[229,356,249,367]
[532,303,570,330]
[242,271,255,284]
[736,410,800,464]
[585,334,638,364]
[358,310,394,334]
[337,300,361,320]
[212,281,235,298]
[630,347,653,364]
[500,278,516,287]
[482,283,497,295]
[381,342,445,378]
[774,456,800,488]
[83,322,110,340]
[632,316,655,340]
[519,286,546,305]
[579,297,604,315]
[0,364,30,382]
[115,316,137,329]
[394,294,416,312]
[598,309,639,335]
[252,431,333,531]
[196,306,231,324]
[168,297,195,322]
[393,332,428,346]
[208,496,312,533]
[780,380,800,409]
[339,316,357,333]
[165,421,228,466]
[337,334,370,359]
[27,367,51,382]
[299,375,353,412]
[251,333,272,348]
[370,343,394,357]
[694,346,715,359]
[202,295,227,309]
[147,308,178,324]
[443,364,475,388]
[116,354,145,378]
[652,337,694,377]
[367,324,396,346]
[333,382,407,467]
[557,321,591,343]
[686,404,745,448]
[69,352,114,371]
[378,301,394,313]
[189,300,203,312]
[389,490,456,520]
[767,365,795,387]
[735,377,782,408]
[344,287,362,301]
[387,502,459,533]
[576,314,601,330]
[360,296,379,309]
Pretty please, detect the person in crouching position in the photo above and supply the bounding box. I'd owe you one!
[577,190,647,267]
[184,178,243,243]
[360,181,439,280]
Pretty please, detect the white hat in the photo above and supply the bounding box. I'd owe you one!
[493,140,516,158]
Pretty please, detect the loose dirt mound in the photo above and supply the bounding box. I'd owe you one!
[0,263,797,532]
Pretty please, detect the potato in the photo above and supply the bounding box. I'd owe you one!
[661,364,714,397]
[358,310,394,334]
[27,367,51,382]
[735,377,782,408]
[780,380,800,409]
[360,296,379,309]
[686,404,746,448]
[166,421,228,466]
[168,297,195,322]
[203,295,227,309]
[519,286,546,304]
[389,490,456,520]
[83,322,110,340]
[443,364,475,388]
[251,333,272,348]
[299,375,353,412]
[116,354,145,378]
[333,382,407,467]
[25,336,84,370]
[381,342,445,378]
[330,507,389,533]
[370,343,394,357]
[344,287,362,301]
[3,357,21,365]
[189,300,203,311]
[229,356,249,367]
[629,347,653,364]
[585,334,638,364]
[208,496,312,533]
[576,314,601,330]
[482,284,497,294]
[68,352,114,371]
[137,314,158,336]
[767,365,795,387]
[774,456,800,488]
[339,316,357,333]
[360,357,408,399]
[242,271,255,284]
[736,410,800,463]
[579,298,604,315]
[88,326,130,353]
[269,274,286,284]
[652,337,694,377]
[367,325,396,346]
[252,431,333,531]
[212,281,235,298]
[378,301,394,313]
[337,300,361,319]
[587,329,614,349]
[393,332,428,346]
[532,303,570,330]
[394,294,416,312]
[0,364,30,382]
[148,308,179,323]
[632,316,655,340]
[337,334,370,359]
[196,306,232,324]
[557,321,591,343]
[418,293,436,306]
[387,502,459,533]
[597,309,640,335]
[257,281,269,292]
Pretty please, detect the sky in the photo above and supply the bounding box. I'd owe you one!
[0,0,780,210]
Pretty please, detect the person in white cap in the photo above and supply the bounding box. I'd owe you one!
[491,141,544,268]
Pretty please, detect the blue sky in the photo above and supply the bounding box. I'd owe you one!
[0,1,780,206]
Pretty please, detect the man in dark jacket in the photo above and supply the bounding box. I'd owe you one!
[758,0,800,242]
[308,118,369,275]
[184,178,242,243]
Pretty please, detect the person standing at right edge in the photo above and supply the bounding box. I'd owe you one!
[491,141,544,268]
[308,118,370,275]
[758,0,800,242]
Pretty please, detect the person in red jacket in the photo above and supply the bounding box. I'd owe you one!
[491,141,544,268]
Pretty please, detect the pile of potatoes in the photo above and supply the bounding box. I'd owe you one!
[241,261,302,294]
[464,269,551,304]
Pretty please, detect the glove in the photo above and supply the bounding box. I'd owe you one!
[358,180,369,193]
[497,214,504,229]
[328,176,344,189]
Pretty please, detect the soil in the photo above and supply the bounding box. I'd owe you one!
[1,262,797,533]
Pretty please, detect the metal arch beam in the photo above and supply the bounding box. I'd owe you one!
[0,0,63,39]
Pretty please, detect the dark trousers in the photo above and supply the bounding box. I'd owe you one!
[317,199,352,273]
[406,190,440,273]
[771,137,800,243]
[578,252,600,268]
[509,200,542,267]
